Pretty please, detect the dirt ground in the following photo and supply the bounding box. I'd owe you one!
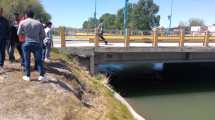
[0,51,134,120]
[0,58,100,120]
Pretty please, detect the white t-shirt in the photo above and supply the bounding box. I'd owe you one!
[44,27,52,44]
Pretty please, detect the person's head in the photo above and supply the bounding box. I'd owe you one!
[46,21,52,28]
[0,8,3,17]
[14,13,19,20]
[25,10,34,18]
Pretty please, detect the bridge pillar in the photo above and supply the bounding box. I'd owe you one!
[179,30,184,47]
[152,30,158,48]
[95,32,99,47]
[125,29,130,48]
[90,55,95,74]
[204,32,209,47]
[60,27,66,48]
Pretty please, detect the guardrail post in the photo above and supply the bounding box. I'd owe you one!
[60,27,66,48]
[204,31,209,47]
[152,30,158,48]
[179,30,184,47]
[125,29,130,48]
[95,32,99,47]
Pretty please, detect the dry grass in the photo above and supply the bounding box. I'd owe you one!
[51,48,134,120]
[0,49,133,120]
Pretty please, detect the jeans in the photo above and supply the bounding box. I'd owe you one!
[17,42,24,66]
[0,39,6,67]
[43,42,52,60]
[22,42,45,76]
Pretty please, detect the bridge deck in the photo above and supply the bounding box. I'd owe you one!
[56,38,215,74]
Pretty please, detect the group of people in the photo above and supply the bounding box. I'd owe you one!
[0,8,53,81]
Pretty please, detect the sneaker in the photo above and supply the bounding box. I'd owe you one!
[105,41,108,45]
[23,76,30,81]
[0,66,4,73]
[44,58,51,63]
[38,76,48,82]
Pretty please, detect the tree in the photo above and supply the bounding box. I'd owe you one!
[82,17,99,29]
[178,21,188,28]
[0,0,51,23]
[189,18,205,26]
[83,0,160,30]
[132,0,160,30]
[178,21,190,33]
[100,13,117,30]
[116,3,137,30]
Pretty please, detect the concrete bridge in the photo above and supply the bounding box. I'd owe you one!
[58,47,215,74]
[54,30,215,74]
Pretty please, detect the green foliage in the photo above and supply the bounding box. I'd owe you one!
[189,18,205,26]
[100,13,117,30]
[0,0,51,23]
[82,17,99,29]
[82,0,160,31]
[178,21,188,28]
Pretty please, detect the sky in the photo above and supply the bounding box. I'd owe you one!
[41,0,215,28]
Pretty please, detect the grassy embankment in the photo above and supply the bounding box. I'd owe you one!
[51,48,134,120]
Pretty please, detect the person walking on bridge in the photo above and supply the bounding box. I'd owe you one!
[0,8,9,73]
[17,10,46,81]
[96,22,108,45]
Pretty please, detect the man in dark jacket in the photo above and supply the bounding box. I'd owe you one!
[0,8,9,72]
[7,13,23,63]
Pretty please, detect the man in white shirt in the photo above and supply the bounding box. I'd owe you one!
[43,21,53,62]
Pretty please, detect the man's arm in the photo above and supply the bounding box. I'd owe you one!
[39,24,45,41]
[17,22,23,35]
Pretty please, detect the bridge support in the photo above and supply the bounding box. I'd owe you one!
[90,55,95,74]
[59,47,215,75]
[152,30,158,48]
[95,34,99,47]
[179,30,184,47]
[60,27,66,47]
[125,29,130,48]
[204,32,209,47]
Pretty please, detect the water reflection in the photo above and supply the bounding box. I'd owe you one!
[97,62,215,120]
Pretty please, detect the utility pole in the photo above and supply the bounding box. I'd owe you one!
[94,0,97,29]
[169,0,174,30]
[124,0,129,38]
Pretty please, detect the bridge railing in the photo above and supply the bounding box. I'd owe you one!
[55,28,215,48]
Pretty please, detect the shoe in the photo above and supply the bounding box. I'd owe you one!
[105,41,108,45]
[44,58,51,63]
[0,66,4,73]
[23,76,30,81]
[38,76,48,82]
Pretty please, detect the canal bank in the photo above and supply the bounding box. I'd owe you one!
[102,62,215,120]
[50,49,135,120]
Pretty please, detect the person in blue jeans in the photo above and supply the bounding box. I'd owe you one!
[0,8,9,73]
[17,10,46,81]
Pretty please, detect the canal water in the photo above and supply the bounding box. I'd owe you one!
[97,63,215,120]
